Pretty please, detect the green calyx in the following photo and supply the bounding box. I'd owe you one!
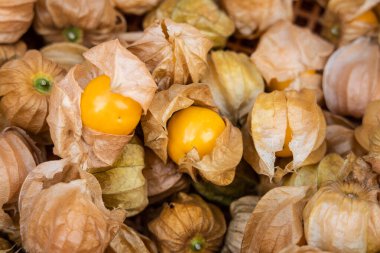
[63,27,82,43]
[33,75,52,94]
[190,235,206,252]
[330,24,341,38]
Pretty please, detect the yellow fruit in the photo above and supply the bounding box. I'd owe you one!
[80,75,142,135]
[350,10,378,25]
[276,123,293,158]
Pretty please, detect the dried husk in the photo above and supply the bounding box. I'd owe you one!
[34,0,126,47]
[0,50,66,136]
[0,41,26,66]
[47,39,157,169]
[0,237,13,252]
[222,196,260,253]
[0,0,35,43]
[323,37,380,118]
[364,127,380,173]
[40,42,88,71]
[19,159,126,253]
[249,89,326,181]
[221,0,293,37]
[202,50,265,125]
[279,245,331,253]
[251,21,334,100]
[91,137,148,217]
[141,83,243,186]
[241,186,313,253]
[143,148,189,204]
[303,181,380,253]
[111,0,161,14]
[148,193,226,253]
[143,0,235,48]
[128,19,212,90]
[355,100,380,151]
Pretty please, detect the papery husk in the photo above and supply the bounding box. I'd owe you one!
[128,19,212,90]
[279,245,331,253]
[111,0,161,14]
[221,0,293,37]
[41,42,88,71]
[34,0,126,47]
[0,41,26,66]
[323,110,358,129]
[364,127,380,173]
[91,137,148,217]
[323,37,380,118]
[303,181,380,253]
[202,50,264,125]
[251,21,334,100]
[47,39,157,169]
[0,50,66,136]
[143,0,235,48]
[0,0,35,43]
[141,83,243,186]
[19,159,126,253]
[249,89,326,181]
[148,193,226,253]
[340,153,379,187]
[241,186,313,253]
[355,100,380,151]
[0,237,13,252]
[222,196,260,253]
[143,148,189,204]
[283,165,318,188]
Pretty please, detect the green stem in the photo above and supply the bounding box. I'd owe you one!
[190,235,206,252]
[63,27,82,43]
[33,76,52,94]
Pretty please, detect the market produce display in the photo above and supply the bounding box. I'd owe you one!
[0,0,380,253]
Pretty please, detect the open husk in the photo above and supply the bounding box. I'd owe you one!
[111,0,161,14]
[202,50,264,125]
[0,50,66,136]
[0,41,26,66]
[128,19,212,90]
[19,159,126,253]
[221,0,293,37]
[47,39,157,169]
[141,83,243,186]
[323,37,380,118]
[34,0,126,47]
[248,89,326,181]
[251,21,334,100]
[0,0,35,43]
[143,0,235,48]
[148,193,226,253]
[241,186,313,253]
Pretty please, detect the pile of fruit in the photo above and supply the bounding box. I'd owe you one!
[0,0,380,252]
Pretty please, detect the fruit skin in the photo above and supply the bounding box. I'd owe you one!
[276,123,293,158]
[80,75,142,135]
[167,106,225,164]
[269,70,316,91]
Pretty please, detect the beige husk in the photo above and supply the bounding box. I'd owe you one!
[221,0,293,36]
[128,19,212,90]
[279,245,331,253]
[47,39,157,169]
[355,100,380,150]
[19,159,126,253]
[110,0,161,14]
[148,193,226,253]
[41,42,88,71]
[249,90,326,181]
[0,41,26,66]
[241,186,313,253]
[222,196,260,253]
[0,0,35,43]
[251,21,334,100]
[34,0,126,47]
[0,50,66,135]
[202,50,264,125]
[141,83,243,186]
[323,37,380,118]
[143,0,235,48]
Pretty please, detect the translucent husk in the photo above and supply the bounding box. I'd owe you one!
[110,0,161,14]
[40,42,88,71]
[323,37,380,118]
[222,196,260,253]
[221,0,293,37]
[47,39,157,169]
[279,245,332,253]
[248,89,326,181]
[128,19,212,90]
[0,41,26,66]
[143,0,235,48]
[251,21,334,101]
[141,83,243,186]
[355,100,380,151]
[241,186,314,253]
[0,0,35,43]
[91,137,148,217]
[34,0,126,47]
[202,50,264,125]
[19,159,126,253]
[0,50,66,136]
[148,193,226,253]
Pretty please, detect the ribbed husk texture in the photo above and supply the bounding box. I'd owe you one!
[0,41,26,66]
[111,0,161,14]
